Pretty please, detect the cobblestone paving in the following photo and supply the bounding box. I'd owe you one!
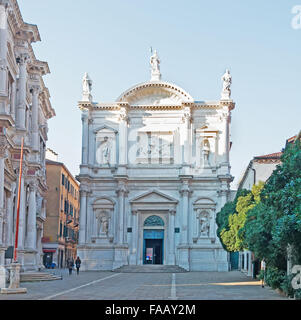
[0,269,288,300]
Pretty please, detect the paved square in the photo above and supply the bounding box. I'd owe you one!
[0,270,288,300]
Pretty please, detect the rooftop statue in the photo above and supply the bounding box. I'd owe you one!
[150,49,161,81]
[82,72,92,101]
[221,69,232,100]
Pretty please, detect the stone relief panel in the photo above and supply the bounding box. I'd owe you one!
[136,131,174,164]
[95,128,117,166]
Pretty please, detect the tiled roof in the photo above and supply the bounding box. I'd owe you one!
[254,152,283,160]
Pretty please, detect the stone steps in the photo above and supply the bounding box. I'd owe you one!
[20,272,62,282]
[113,265,187,273]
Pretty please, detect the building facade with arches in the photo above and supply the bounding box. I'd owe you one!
[77,55,235,271]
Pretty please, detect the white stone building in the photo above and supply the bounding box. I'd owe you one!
[77,52,235,271]
[0,0,55,271]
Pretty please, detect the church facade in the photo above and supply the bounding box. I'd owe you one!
[77,52,235,271]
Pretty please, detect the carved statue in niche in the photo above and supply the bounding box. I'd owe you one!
[97,211,109,236]
[99,136,111,165]
[199,211,210,237]
[202,138,210,167]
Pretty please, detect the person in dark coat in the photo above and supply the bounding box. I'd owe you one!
[75,256,81,275]
[67,257,74,275]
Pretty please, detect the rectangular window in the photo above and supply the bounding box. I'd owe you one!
[62,174,65,186]
[59,222,62,237]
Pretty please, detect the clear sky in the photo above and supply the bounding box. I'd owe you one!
[18,0,301,188]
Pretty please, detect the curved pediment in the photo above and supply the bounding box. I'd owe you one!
[116,81,194,106]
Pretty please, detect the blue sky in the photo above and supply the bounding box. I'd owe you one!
[18,0,301,188]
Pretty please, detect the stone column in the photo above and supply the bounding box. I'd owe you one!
[36,226,43,269]
[168,209,176,265]
[179,183,190,245]
[178,181,191,271]
[116,184,127,245]
[25,181,37,250]
[220,109,230,174]
[10,80,16,119]
[118,106,128,167]
[17,170,26,250]
[81,111,89,165]
[88,118,95,166]
[6,183,15,246]
[78,189,88,245]
[30,85,40,152]
[16,54,29,130]
[0,134,7,246]
[129,210,138,265]
[0,4,7,97]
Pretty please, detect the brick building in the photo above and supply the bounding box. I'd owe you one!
[42,149,80,268]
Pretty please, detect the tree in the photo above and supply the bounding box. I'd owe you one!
[219,182,264,252]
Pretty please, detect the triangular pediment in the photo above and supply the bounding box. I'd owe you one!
[130,190,178,204]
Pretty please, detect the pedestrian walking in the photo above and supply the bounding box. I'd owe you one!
[67,257,74,275]
[75,256,81,275]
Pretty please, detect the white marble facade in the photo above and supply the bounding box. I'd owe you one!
[0,0,55,271]
[77,53,235,271]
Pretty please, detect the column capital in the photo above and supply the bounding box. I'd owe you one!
[17,53,30,66]
[116,186,129,196]
[118,105,129,123]
[28,180,38,192]
[81,112,89,122]
[182,106,192,124]
[30,84,41,96]
[179,186,193,197]
[132,210,138,215]
[0,134,8,158]
[169,209,176,215]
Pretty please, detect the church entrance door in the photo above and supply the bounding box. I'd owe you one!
[143,230,164,265]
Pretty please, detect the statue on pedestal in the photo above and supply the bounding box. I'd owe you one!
[101,137,111,165]
[202,138,211,168]
[82,72,92,101]
[150,50,161,81]
[98,215,109,236]
[221,69,232,100]
[199,212,210,237]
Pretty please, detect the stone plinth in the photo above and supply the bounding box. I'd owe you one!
[1,263,27,294]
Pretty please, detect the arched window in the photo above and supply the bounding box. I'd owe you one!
[144,215,164,227]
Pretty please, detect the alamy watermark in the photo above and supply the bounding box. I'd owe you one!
[291,265,301,290]
[292,5,301,29]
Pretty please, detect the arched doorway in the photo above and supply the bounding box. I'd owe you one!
[143,215,164,265]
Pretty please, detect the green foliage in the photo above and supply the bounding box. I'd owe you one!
[265,267,286,290]
[216,137,301,297]
[218,182,264,252]
[244,139,301,297]
[280,274,295,298]
[294,289,301,300]
[216,189,249,251]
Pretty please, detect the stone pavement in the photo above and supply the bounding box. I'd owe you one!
[0,269,288,300]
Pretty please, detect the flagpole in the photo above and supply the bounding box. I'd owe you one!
[13,137,24,263]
